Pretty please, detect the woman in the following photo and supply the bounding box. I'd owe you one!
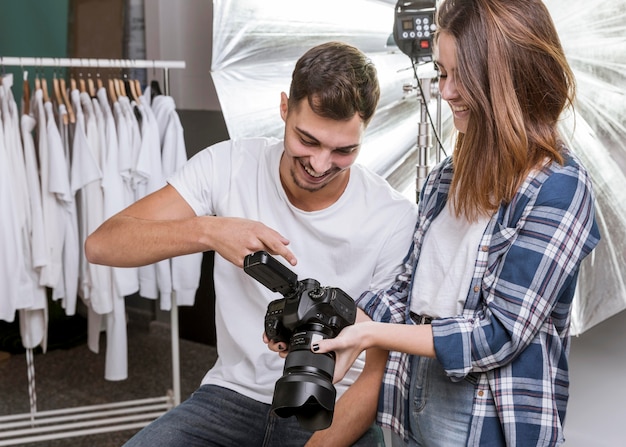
[312,0,600,445]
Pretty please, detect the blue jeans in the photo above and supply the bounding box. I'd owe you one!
[123,384,383,447]
[400,356,475,447]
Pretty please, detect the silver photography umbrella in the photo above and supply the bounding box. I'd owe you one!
[210,0,626,335]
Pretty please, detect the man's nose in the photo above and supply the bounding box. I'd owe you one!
[308,150,332,173]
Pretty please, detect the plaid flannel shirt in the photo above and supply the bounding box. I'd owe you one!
[358,149,600,446]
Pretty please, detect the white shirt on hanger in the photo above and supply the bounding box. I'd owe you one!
[95,86,134,381]
[35,89,63,290]
[113,98,139,214]
[146,86,202,310]
[1,77,34,309]
[135,99,171,303]
[19,103,49,350]
[55,103,80,316]
[0,81,27,322]
[71,90,110,314]
[45,101,77,307]
[97,87,139,297]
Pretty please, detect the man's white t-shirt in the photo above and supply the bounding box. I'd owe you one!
[168,137,418,404]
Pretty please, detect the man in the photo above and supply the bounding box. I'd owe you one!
[86,41,418,446]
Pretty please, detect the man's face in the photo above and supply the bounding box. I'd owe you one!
[279,93,365,207]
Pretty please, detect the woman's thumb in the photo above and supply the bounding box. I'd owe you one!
[311,337,334,354]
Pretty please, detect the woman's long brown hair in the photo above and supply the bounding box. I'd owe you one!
[436,0,575,221]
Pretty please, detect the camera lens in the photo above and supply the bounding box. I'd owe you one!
[271,323,337,431]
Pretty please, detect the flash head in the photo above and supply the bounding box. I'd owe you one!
[393,0,437,63]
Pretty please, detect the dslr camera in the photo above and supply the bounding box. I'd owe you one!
[243,250,357,431]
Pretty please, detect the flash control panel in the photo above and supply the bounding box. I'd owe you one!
[393,1,437,62]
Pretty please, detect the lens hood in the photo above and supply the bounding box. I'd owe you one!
[271,372,336,431]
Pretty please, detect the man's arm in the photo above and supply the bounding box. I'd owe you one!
[304,347,388,447]
[85,184,296,268]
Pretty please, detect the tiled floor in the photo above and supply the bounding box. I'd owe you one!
[0,320,217,447]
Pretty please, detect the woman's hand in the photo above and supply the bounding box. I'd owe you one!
[310,322,375,383]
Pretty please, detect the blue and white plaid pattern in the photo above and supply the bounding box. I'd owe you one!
[358,149,600,446]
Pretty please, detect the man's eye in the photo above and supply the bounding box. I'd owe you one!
[335,148,357,155]
[301,139,317,146]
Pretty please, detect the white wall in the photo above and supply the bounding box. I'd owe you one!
[144,0,220,111]
[564,309,626,445]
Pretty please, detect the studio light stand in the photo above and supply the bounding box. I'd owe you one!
[412,73,441,201]
[393,0,442,202]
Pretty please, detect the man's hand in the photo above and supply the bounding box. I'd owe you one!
[263,332,288,358]
[208,217,297,268]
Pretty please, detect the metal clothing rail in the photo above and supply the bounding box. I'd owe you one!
[0,56,186,445]
[0,56,185,70]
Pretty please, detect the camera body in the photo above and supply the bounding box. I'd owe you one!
[393,0,437,62]
[264,277,356,345]
[243,251,357,431]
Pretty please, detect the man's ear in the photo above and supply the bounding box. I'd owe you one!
[279,92,289,122]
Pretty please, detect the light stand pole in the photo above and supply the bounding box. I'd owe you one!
[412,73,440,203]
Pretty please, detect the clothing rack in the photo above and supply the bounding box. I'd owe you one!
[0,56,186,446]
[0,56,185,69]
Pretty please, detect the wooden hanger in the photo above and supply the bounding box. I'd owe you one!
[53,73,63,105]
[22,71,30,115]
[87,75,96,97]
[108,77,118,103]
[79,76,87,93]
[41,76,50,103]
[53,73,68,124]
[60,77,76,123]
[114,78,124,98]
[134,79,143,100]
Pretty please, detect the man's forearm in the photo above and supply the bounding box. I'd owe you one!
[85,214,208,267]
[304,384,377,447]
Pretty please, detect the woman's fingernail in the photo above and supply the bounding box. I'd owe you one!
[312,344,319,352]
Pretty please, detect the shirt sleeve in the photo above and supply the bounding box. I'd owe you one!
[432,157,601,379]
[167,140,232,216]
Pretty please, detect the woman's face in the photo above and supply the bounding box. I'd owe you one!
[436,32,469,134]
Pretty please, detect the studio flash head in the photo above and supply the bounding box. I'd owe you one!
[393,0,437,63]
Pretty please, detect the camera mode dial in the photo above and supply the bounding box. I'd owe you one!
[308,287,326,300]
